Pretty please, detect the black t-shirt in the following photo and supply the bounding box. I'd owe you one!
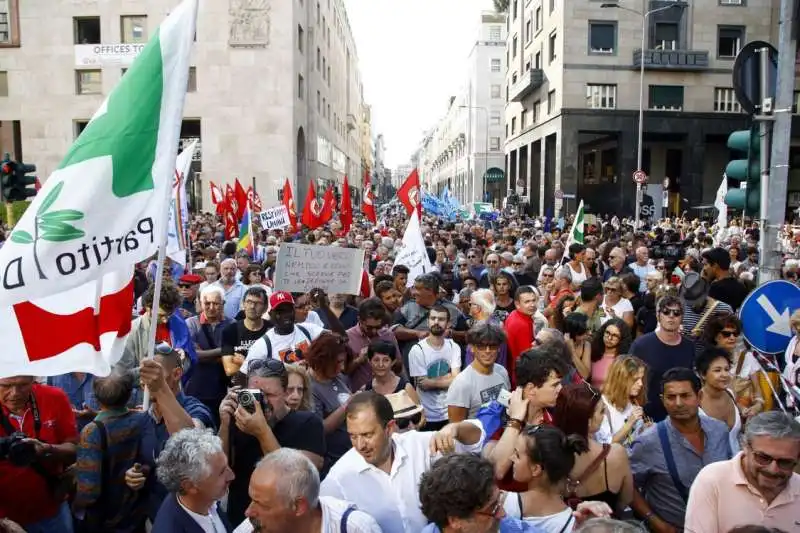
[227,410,326,526]
[708,277,749,312]
[221,320,272,359]
[629,332,695,422]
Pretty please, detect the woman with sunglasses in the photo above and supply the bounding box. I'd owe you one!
[554,383,634,518]
[596,356,649,448]
[601,277,634,330]
[589,318,632,390]
[506,425,610,532]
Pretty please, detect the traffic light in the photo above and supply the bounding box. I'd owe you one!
[0,156,37,202]
[724,128,761,215]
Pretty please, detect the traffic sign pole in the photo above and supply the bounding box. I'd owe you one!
[757,45,774,285]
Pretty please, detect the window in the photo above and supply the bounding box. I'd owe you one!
[649,85,684,109]
[513,0,518,19]
[491,58,501,72]
[323,57,326,79]
[586,84,617,109]
[121,68,127,77]
[298,25,304,53]
[653,23,678,50]
[74,120,89,139]
[327,65,331,85]
[511,117,517,134]
[533,100,541,122]
[521,110,527,129]
[548,32,557,63]
[525,20,532,43]
[535,51,541,69]
[75,70,102,95]
[714,87,741,112]
[491,84,502,98]
[298,74,304,100]
[317,90,321,112]
[535,7,542,33]
[589,22,616,54]
[490,111,501,125]
[120,15,147,43]
[74,17,100,44]
[316,2,320,26]
[549,0,555,13]
[490,137,501,151]
[327,103,331,120]
[489,25,502,41]
[187,67,197,92]
[0,70,7,96]
[718,26,744,58]
[512,35,518,58]
[0,1,12,44]
[525,60,531,71]
[323,97,327,116]
[547,90,556,114]
[317,47,321,70]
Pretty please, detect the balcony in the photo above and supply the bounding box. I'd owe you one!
[633,46,709,71]
[347,113,357,132]
[510,68,544,102]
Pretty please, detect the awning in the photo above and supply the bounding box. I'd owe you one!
[484,168,505,183]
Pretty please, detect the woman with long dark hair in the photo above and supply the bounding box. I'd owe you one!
[589,318,632,389]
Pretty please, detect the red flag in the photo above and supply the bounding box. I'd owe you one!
[282,178,297,230]
[234,179,248,221]
[301,181,322,229]
[397,168,421,217]
[252,190,263,212]
[210,181,225,214]
[361,169,376,223]
[340,176,353,234]
[225,184,238,219]
[319,186,335,226]
[224,207,238,240]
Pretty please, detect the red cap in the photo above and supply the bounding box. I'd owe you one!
[179,274,203,284]
[269,291,295,309]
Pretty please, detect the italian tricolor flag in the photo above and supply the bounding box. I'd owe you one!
[0,0,198,378]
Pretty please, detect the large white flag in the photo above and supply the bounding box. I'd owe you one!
[167,139,197,266]
[0,0,198,378]
[394,208,432,287]
[715,174,728,230]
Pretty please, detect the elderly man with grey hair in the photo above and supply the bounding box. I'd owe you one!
[684,411,800,533]
[235,448,382,533]
[152,428,235,533]
[215,258,246,320]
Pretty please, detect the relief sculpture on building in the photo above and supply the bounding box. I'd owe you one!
[229,0,270,48]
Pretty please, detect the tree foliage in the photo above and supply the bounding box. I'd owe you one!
[493,0,509,12]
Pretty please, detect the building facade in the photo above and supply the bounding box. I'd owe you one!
[0,0,368,211]
[504,0,799,218]
[418,11,508,206]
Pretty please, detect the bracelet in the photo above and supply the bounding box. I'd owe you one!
[506,418,525,431]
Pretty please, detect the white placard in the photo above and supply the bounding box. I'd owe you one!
[74,43,146,67]
[274,243,365,295]
[257,205,290,230]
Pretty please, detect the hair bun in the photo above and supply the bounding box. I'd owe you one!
[564,434,589,455]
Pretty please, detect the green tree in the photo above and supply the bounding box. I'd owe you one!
[493,0,509,12]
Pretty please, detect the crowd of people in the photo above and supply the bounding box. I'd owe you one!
[1,208,800,533]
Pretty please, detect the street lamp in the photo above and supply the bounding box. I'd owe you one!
[459,105,490,204]
[601,1,686,227]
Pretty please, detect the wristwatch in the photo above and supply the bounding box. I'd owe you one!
[506,418,525,431]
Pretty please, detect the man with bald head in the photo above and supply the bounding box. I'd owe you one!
[603,247,634,282]
[215,258,246,320]
[630,246,655,293]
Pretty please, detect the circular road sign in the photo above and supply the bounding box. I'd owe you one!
[633,170,648,184]
[555,189,564,200]
[732,40,778,116]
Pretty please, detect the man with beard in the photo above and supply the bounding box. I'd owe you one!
[684,411,800,532]
[629,368,731,532]
[236,449,381,533]
[240,292,323,373]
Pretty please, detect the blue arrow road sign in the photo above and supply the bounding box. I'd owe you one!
[739,280,800,354]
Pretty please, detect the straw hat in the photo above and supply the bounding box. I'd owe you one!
[386,390,423,419]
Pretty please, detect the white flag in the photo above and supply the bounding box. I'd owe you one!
[167,139,197,266]
[393,208,432,287]
[715,174,728,230]
[0,0,198,378]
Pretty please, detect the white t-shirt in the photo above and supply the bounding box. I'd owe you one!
[601,297,634,325]
[241,322,324,372]
[408,338,462,423]
[565,262,587,287]
[503,496,575,533]
[232,496,382,533]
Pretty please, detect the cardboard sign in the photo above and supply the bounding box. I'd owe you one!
[257,205,290,230]
[274,243,365,295]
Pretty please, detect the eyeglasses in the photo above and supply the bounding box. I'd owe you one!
[719,330,739,338]
[486,260,499,265]
[750,449,799,471]
[248,358,287,378]
[395,412,423,430]
[475,490,507,518]
[603,330,621,340]
[660,308,682,317]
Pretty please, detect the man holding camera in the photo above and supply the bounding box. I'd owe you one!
[0,375,78,533]
[219,358,325,526]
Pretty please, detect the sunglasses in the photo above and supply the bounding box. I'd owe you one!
[660,308,682,317]
[751,449,798,471]
[248,358,287,377]
[719,330,739,338]
[178,283,192,289]
[395,411,423,430]
[541,273,554,278]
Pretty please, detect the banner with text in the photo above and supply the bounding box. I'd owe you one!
[257,205,291,231]
[274,243,365,295]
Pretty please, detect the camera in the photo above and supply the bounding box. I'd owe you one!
[0,432,37,467]
[237,389,266,414]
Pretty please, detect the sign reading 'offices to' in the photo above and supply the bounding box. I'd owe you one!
[274,243,365,295]
[74,44,146,67]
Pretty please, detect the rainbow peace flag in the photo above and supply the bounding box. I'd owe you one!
[237,204,252,255]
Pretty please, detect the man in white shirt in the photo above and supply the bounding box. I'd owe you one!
[241,291,323,373]
[235,448,381,533]
[629,247,655,293]
[408,305,461,431]
[320,391,485,533]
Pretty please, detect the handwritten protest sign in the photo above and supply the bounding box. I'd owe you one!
[257,205,291,230]
[274,243,365,295]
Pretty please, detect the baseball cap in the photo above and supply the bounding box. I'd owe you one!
[178,274,203,285]
[269,291,295,309]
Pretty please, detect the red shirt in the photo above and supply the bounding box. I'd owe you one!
[503,310,535,388]
[0,384,78,525]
